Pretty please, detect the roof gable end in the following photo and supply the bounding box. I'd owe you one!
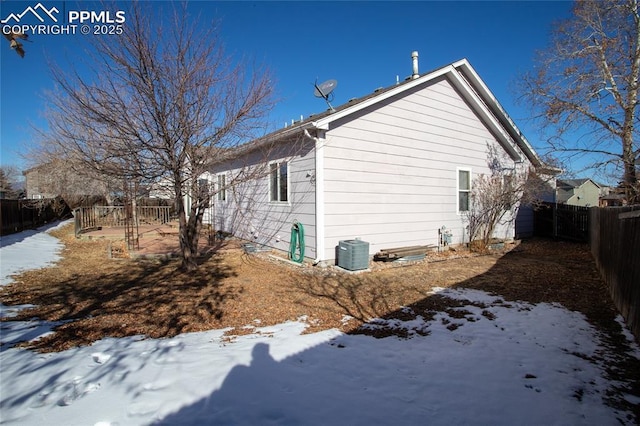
[310,59,542,167]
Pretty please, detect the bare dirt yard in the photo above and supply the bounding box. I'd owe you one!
[1,222,638,417]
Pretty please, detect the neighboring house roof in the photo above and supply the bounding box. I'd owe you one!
[557,178,601,189]
[234,58,549,170]
[22,164,49,176]
[601,193,625,200]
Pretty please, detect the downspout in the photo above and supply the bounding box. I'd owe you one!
[304,128,326,264]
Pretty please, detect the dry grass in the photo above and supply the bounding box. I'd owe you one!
[0,223,626,350]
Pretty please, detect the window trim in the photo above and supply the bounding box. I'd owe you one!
[456,167,471,214]
[197,177,211,199]
[269,161,290,204]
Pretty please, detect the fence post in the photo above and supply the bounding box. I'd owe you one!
[552,203,557,238]
[74,208,80,237]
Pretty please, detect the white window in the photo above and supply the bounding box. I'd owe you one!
[217,174,226,201]
[197,178,210,199]
[270,162,288,202]
[457,168,471,213]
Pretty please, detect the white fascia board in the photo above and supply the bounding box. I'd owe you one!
[311,121,330,131]
[311,65,455,130]
[306,57,542,169]
[446,69,523,162]
[453,60,542,167]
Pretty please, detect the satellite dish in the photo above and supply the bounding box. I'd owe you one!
[314,79,337,98]
[313,79,338,112]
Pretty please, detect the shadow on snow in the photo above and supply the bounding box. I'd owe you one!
[154,239,640,425]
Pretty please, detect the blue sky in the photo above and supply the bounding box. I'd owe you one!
[0,1,574,178]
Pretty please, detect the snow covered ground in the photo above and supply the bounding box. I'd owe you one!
[1,222,639,425]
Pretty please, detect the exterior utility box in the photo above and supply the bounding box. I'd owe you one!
[337,240,370,271]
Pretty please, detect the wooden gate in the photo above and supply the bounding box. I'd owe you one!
[534,202,590,242]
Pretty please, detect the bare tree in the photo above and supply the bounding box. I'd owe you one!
[22,159,117,208]
[465,145,553,252]
[0,166,19,198]
[40,3,274,270]
[520,0,640,204]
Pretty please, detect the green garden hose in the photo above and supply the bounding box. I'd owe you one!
[289,221,305,263]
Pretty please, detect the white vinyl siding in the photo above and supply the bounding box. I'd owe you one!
[205,139,317,259]
[321,77,509,259]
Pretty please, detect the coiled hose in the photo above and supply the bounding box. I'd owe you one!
[289,221,305,263]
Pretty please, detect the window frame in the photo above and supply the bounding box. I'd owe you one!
[197,178,210,200]
[217,173,226,202]
[269,161,290,203]
[456,167,471,214]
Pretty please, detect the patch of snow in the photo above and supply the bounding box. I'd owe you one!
[432,286,504,304]
[0,221,72,350]
[616,314,640,358]
[340,314,354,325]
[0,220,68,286]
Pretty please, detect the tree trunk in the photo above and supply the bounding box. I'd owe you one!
[174,186,197,271]
[175,183,209,271]
[622,132,639,204]
[178,214,199,271]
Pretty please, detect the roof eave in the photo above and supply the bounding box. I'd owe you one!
[311,59,545,169]
[445,64,523,163]
[256,58,549,173]
[452,60,545,169]
[312,64,455,130]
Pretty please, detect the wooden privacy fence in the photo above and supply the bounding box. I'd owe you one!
[534,202,590,242]
[1,198,71,236]
[74,206,172,236]
[590,206,640,342]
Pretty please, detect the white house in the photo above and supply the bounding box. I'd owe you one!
[201,55,550,263]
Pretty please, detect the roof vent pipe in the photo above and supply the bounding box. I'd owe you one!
[411,51,419,79]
